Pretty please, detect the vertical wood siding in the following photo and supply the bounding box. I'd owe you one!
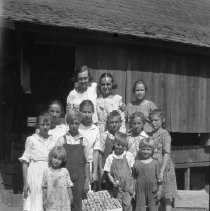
[76,45,210,133]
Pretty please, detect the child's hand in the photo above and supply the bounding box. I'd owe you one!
[83,180,89,194]
[153,190,162,202]
[70,194,73,204]
[113,180,120,186]
[23,182,30,198]
[92,171,98,181]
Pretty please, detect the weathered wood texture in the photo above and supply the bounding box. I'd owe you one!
[76,45,210,133]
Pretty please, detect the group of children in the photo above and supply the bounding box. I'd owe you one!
[20,66,177,211]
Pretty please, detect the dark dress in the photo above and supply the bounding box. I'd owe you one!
[133,159,160,211]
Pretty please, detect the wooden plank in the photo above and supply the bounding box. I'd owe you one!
[175,162,210,168]
[184,168,190,190]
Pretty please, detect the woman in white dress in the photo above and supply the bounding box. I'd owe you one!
[66,65,98,123]
[19,113,56,211]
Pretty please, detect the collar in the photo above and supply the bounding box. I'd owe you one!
[66,132,83,140]
[112,151,126,159]
[33,133,52,142]
[79,123,97,130]
[104,130,115,139]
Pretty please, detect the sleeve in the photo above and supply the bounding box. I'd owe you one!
[162,131,171,154]
[56,135,66,146]
[19,137,32,163]
[66,90,79,108]
[41,169,47,188]
[103,155,113,172]
[127,152,135,167]
[64,168,73,188]
[149,101,157,112]
[93,130,102,151]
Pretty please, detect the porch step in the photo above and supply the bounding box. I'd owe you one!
[175,190,209,209]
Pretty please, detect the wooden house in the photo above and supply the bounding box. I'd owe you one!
[0,0,210,199]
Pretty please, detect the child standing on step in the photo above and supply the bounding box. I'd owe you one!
[149,109,177,211]
[42,146,73,211]
[104,132,134,211]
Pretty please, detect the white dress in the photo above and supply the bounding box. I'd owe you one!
[96,94,126,134]
[19,134,56,211]
[66,82,98,123]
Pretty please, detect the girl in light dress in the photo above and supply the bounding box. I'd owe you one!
[128,112,148,159]
[133,138,162,211]
[126,80,157,133]
[97,73,126,134]
[149,109,177,211]
[20,113,56,211]
[66,65,98,123]
[42,146,73,211]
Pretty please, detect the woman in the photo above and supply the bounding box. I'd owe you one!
[66,65,98,123]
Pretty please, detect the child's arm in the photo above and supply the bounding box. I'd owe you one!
[92,150,99,181]
[42,187,47,209]
[98,152,103,177]
[84,162,90,193]
[22,161,30,197]
[159,153,170,181]
[107,172,119,186]
[67,187,73,204]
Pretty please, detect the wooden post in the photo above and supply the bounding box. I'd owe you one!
[184,168,190,190]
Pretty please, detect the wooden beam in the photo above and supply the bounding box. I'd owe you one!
[184,168,190,190]
[175,161,210,168]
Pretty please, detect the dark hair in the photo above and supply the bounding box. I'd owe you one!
[130,112,147,126]
[114,132,129,150]
[79,100,94,112]
[36,112,52,128]
[133,80,148,92]
[149,109,166,128]
[97,72,117,96]
[48,100,65,118]
[107,110,122,122]
[48,146,66,168]
[72,65,93,83]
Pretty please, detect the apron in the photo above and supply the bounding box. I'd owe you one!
[63,137,86,211]
[110,154,134,194]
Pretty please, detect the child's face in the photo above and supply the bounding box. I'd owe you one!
[39,118,51,136]
[135,83,146,101]
[48,104,62,121]
[100,76,113,97]
[81,105,93,125]
[51,156,63,169]
[77,70,89,89]
[150,114,162,130]
[108,116,121,134]
[140,147,153,160]
[132,117,144,135]
[68,118,80,136]
[114,144,125,156]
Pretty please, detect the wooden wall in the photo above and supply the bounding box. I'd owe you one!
[76,44,210,133]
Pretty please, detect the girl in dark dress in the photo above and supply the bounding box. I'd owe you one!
[133,138,162,211]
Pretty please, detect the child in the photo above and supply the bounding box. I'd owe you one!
[57,108,94,211]
[78,100,102,182]
[133,138,162,211]
[19,113,56,211]
[42,146,73,211]
[128,112,148,159]
[126,80,157,133]
[98,110,122,177]
[104,132,134,211]
[149,109,177,211]
[96,72,126,134]
[48,100,69,141]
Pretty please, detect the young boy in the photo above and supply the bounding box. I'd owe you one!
[57,109,91,211]
[104,132,134,211]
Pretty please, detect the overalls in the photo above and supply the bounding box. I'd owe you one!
[63,137,86,211]
[110,154,134,211]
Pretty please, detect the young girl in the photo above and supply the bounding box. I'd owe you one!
[104,132,134,211]
[126,80,157,133]
[42,146,73,211]
[133,138,162,211]
[57,108,92,211]
[19,113,56,211]
[48,100,69,141]
[96,73,126,134]
[149,109,177,211]
[66,65,98,123]
[78,100,102,182]
[128,112,148,159]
